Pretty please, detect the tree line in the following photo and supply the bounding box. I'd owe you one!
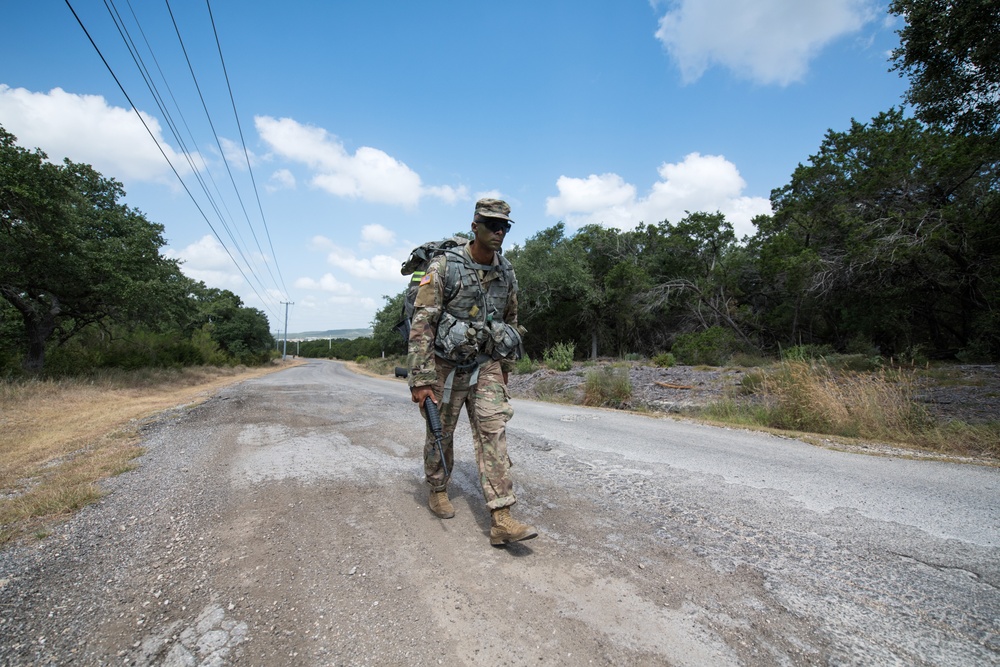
[1,126,274,376]
[368,0,999,365]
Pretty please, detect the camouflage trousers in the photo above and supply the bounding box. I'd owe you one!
[420,357,516,510]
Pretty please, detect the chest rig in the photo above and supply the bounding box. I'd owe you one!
[434,247,517,401]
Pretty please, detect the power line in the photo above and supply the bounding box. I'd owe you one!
[162,0,283,304]
[65,0,291,323]
[206,0,289,298]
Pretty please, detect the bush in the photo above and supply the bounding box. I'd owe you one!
[956,338,995,363]
[354,355,370,364]
[671,327,741,366]
[543,342,575,371]
[652,352,676,368]
[583,365,632,408]
[515,355,540,374]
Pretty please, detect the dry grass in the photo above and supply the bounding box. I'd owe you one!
[583,365,633,408]
[707,360,1000,460]
[762,361,929,441]
[0,361,303,546]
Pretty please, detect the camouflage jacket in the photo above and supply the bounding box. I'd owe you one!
[407,244,519,388]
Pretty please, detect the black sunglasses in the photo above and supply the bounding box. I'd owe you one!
[480,218,511,234]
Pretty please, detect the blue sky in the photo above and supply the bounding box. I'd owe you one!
[1,1,908,333]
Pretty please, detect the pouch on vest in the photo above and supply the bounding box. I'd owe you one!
[435,311,483,361]
[485,321,525,361]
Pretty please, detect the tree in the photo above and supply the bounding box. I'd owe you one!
[370,291,407,356]
[890,0,1000,136]
[184,284,274,364]
[1,126,186,373]
[505,224,599,358]
[756,109,1000,356]
[640,212,756,349]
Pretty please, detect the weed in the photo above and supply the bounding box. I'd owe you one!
[533,378,578,403]
[515,355,540,375]
[583,366,633,408]
[361,355,407,376]
[652,352,676,368]
[543,342,575,372]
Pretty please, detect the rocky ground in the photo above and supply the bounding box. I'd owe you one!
[508,361,1000,426]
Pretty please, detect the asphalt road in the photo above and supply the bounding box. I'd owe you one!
[1,359,997,666]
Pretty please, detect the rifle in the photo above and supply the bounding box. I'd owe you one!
[423,397,449,478]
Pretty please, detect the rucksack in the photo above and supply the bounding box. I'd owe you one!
[395,236,469,341]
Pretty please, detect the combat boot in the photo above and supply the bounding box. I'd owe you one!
[490,507,538,545]
[428,489,455,519]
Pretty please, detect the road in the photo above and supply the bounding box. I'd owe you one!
[1,359,998,666]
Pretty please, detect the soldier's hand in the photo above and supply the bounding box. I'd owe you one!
[411,385,436,405]
[502,371,509,386]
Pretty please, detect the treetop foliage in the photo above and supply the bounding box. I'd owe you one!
[0,125,274,375]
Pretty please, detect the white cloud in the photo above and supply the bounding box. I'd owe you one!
[546,174,636,216]
[326,246,403,280]
[218,136,257,169]
[0,85,197,183]
[255,115,464,208]
[654,0,876,85]
[361,224,395,245]
[294,273,354,295]
[165,235,244,289]
[267,168,296,192]
[545,153,771,239]
[309,235,336,250]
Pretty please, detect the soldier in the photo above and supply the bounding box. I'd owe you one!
[408,198,538,546]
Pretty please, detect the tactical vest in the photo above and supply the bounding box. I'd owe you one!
[434,248,517,364]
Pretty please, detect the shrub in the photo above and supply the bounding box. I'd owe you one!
[543,342,575,371]
[956,338,995,363]
[652,352,676,368]
[583,365,633,408]
[515,355,540,374]
[671,327,741,366]
[354,355,370,364]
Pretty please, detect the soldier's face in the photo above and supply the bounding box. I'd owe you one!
[473,218,508,251]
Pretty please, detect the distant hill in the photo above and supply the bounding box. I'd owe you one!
[284,328,372,340]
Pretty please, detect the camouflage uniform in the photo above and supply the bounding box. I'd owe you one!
[408,243,521,510]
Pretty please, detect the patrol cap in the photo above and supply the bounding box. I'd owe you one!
[474,198,514,223]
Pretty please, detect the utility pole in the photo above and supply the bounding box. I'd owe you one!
[281,301,293,361]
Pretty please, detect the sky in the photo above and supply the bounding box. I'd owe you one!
[1,1,909,334]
